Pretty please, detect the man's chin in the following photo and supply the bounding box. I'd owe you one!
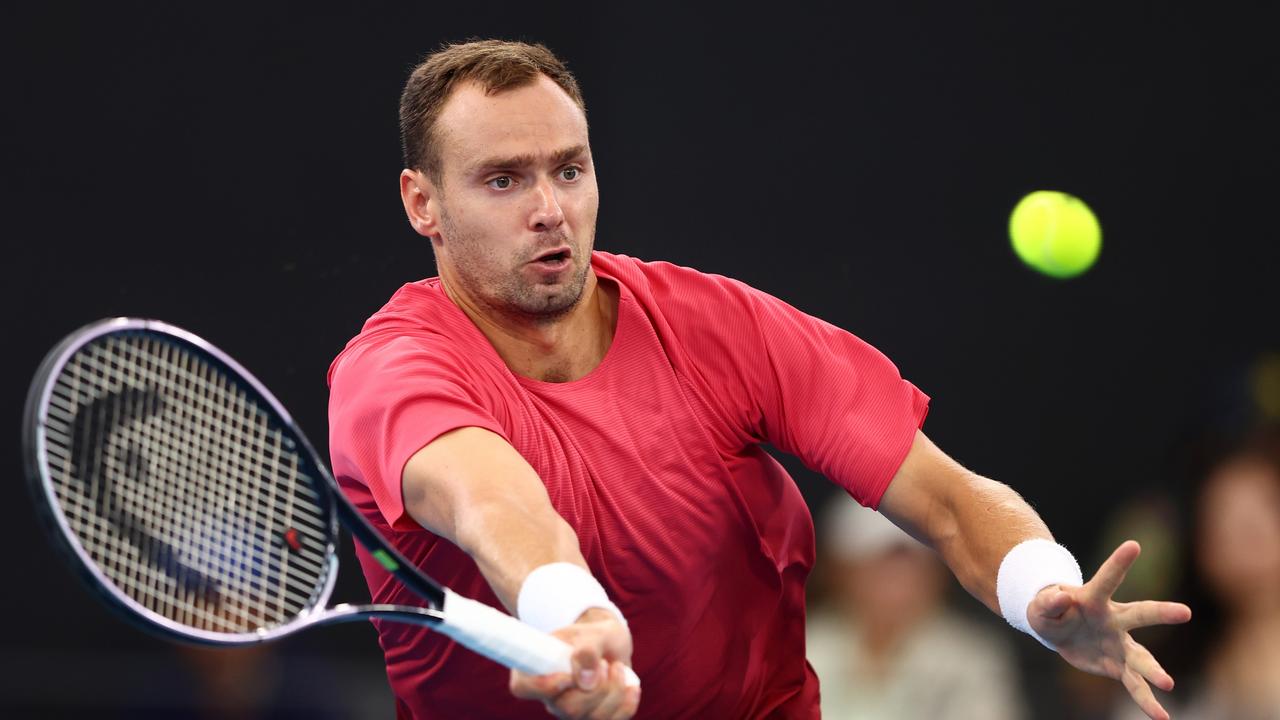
[539,291,583,316]
[520,283,586,317]
[507,261,589,315]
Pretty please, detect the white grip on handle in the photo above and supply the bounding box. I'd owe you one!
[436,589,641,687]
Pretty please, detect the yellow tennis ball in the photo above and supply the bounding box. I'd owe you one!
[1009,191,1102,279]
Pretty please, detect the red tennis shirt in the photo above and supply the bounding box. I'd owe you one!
[327,251,929,719]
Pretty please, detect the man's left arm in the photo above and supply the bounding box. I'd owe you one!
[877,430,1192,720]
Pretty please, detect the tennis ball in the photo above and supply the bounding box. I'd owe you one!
[1009,190,1102,279]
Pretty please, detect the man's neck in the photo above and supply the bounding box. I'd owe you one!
[445,269,619,383]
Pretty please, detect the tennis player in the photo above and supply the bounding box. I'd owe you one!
[327,40,1191,720]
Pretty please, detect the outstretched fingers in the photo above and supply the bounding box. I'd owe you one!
[1118,600,1193,632]
[1121,666,1170,720]
[1125,637,1174,692]
[1087,540,1141,601]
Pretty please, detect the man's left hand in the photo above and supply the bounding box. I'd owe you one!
[1029,540,1193,720]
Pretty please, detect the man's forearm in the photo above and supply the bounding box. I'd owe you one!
[932,472,1054,614]
[453,499,589,612]
[879,432,1058,615]
[401,426,593,614]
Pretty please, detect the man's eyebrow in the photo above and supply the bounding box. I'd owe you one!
[468,144,588,174]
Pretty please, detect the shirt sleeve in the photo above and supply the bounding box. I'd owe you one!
[649,264,929,508]
[327,334,509,532]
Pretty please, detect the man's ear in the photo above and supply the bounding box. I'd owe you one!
[399,168,441,238]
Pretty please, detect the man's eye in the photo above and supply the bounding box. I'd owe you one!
[487,176,513,190]
[560,167,580,181]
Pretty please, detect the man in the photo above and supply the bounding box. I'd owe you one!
[327,40,1191,719]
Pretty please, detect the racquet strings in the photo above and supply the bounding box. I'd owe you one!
[39,331,332,635]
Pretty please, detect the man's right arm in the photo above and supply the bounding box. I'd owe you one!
[400,425,639,719]
[402,425,586,611]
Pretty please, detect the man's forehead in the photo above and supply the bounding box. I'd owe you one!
[437,77,588,167]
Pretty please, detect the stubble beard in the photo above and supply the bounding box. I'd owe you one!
[440,212,592,323]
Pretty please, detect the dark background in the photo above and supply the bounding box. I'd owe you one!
[3,2,1277,717]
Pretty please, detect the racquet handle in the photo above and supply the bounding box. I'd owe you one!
[436,589,641,688]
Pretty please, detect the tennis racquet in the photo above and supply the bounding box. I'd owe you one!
[23,317,639,686]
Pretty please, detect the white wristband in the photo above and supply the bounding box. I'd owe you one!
[996,538,1083,651]
[517,562,627,633]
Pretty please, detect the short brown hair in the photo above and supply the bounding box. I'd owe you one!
[399,39,587,182]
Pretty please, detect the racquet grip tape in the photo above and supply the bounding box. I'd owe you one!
[436,589,641,687]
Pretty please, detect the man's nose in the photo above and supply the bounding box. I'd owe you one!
[530,178,565,232]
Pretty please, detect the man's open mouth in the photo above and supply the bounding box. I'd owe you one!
[533,248,572,265]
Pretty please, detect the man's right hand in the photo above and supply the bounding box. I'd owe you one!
[509,608,640,719]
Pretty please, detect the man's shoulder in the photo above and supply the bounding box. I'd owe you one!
[593,250,754,306]
[361,277,454,335]
[327,278,484,389]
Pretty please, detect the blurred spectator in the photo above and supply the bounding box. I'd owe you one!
[806,493,1027,720]
[178,645,280,720]
[172,643,388,719]
[1113,426,1280,720]
[174,643,355,720]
